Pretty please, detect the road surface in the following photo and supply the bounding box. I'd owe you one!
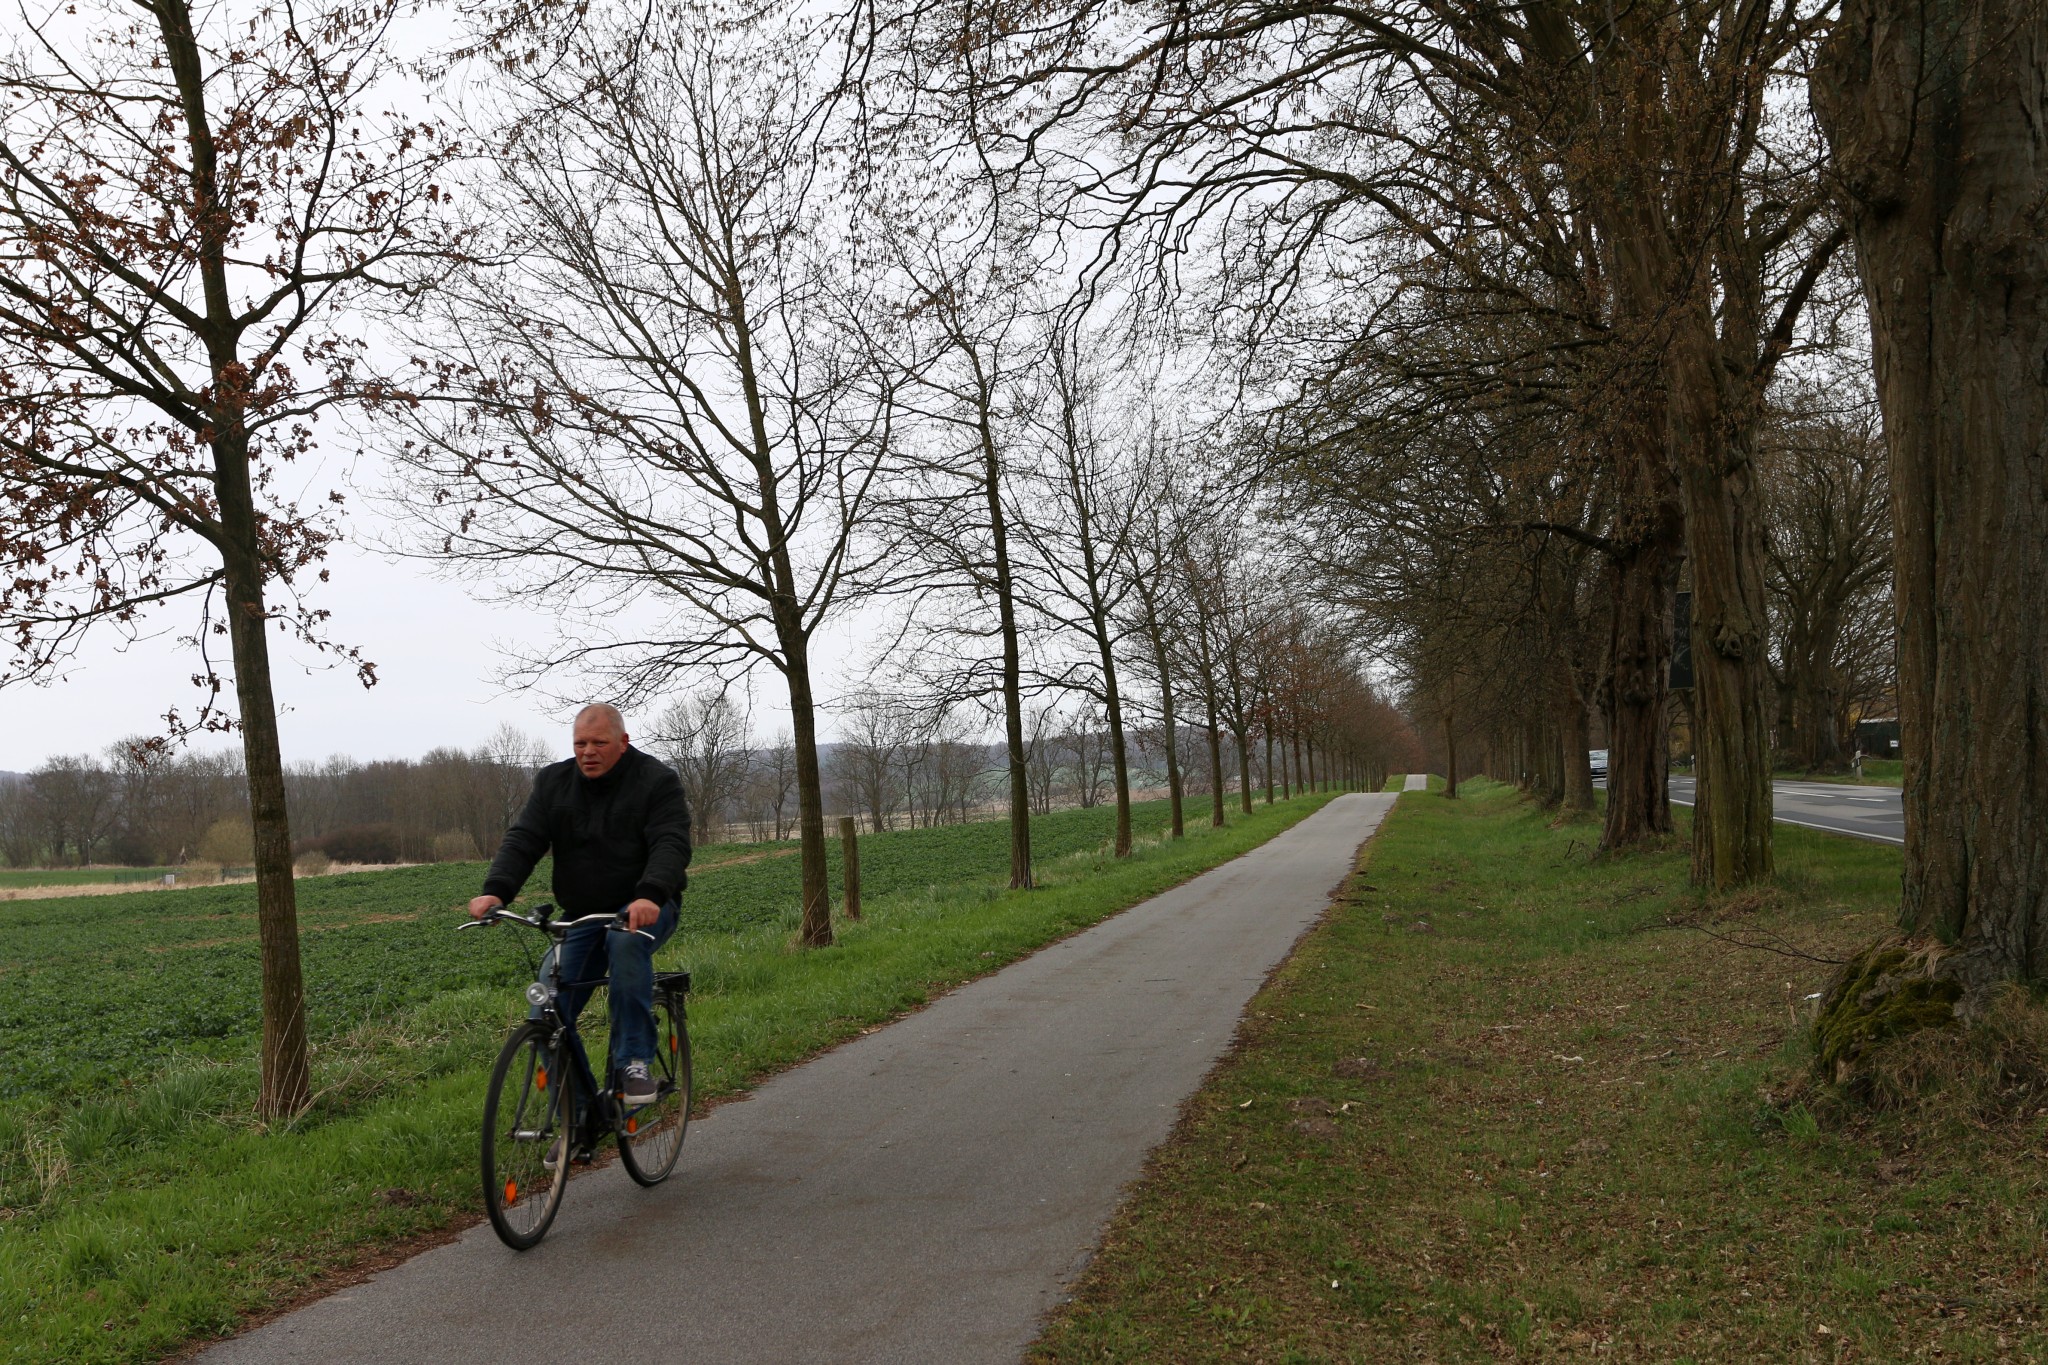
[1668,776,1902,845]
[1403,772,1428,791]
[204,793,1398,1365]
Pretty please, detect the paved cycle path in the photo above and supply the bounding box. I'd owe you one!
[206,793,1396,1365]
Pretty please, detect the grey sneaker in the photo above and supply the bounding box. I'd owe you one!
[620,1060,657,1107]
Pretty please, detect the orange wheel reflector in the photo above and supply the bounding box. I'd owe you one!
[627,1117,638,1134]
[504,1179,518,1205]
[536,1067,547,1090]
[669,1034,677,1053]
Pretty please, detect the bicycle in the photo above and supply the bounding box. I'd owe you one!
[458,902,692,1250]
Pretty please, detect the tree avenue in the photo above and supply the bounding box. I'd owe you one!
[8,0,2045,1117]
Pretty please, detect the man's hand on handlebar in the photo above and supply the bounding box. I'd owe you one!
[625,898,661,932]
[469,894,504,921]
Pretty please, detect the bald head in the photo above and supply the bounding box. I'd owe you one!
[572,704,630,778]
[575,703,625,736]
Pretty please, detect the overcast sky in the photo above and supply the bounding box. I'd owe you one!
[0,518,864,773]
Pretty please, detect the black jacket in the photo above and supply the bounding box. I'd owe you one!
[481,746,693,914]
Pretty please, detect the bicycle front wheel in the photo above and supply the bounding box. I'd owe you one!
[482,1022,575,1249]
[618,990,691,1186]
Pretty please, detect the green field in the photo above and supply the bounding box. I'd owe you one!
[0,792,1325,1363]
[0,802,1177,1103]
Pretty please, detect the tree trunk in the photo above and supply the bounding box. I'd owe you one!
[1194,629,1226,826]
[161,0,311,1121]
[995,576,1032,887]
[781,630,833,947]
[1203,708,1225,826]
[1443,718,1459,799]
[1671,318,1776,889]
[1263,726,1275,804]
[1782,610,1849,772]
[217,509,310,1121]
[1137,593,1186,840]
[1102,668,1134,857]
[1234,727,1254,814]
[1560,686,1595,813]
[1815,0,2048,1001]
[1599,514,1681,848]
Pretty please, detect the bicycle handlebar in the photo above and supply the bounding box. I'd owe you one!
[455,903,656,942]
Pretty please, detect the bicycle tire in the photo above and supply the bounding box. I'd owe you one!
[481,1022,575,1249]
[618,990,691,1186]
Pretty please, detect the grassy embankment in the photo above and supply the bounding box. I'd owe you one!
[1782,758,1903,788]
[1035,781,2047,1362]
[0,791,1336,1363]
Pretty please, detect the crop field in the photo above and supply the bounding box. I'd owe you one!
[0,789,1331,1364]
[0,799,1176,1103]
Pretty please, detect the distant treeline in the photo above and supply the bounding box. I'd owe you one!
[0,707,1271,869]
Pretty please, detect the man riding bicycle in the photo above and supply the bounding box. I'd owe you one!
[469,704,692,1132]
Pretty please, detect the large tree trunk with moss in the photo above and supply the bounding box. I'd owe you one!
[1815,0,2048,1004]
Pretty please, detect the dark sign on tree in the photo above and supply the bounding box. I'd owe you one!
[1670,592,1695,692]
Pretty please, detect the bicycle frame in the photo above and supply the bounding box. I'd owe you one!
[461,904,659,1139]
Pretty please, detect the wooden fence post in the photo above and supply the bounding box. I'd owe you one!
[839,815,861,921]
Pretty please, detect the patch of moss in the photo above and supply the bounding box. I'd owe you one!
[1812,937,1962,1080]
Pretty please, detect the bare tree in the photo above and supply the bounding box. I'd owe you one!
[1012,327,1141,853]
[28,755,116,864]
[478,724,552,842]
[391,1,897,946]
[750,733,801,841]
[1120,457,1193,838]
[1760,395,1891,773]
[833,689,905,834]
[0,0,460,1114]
[881,215,1048,883]
[649,690,753,844]
[0,776,35,866]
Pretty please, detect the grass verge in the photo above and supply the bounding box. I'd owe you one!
[1032,780,2047,1362]
[0,792,1334,1364]
[1772,760,1903,788]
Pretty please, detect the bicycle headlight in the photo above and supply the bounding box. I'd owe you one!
[525,983,552,1008]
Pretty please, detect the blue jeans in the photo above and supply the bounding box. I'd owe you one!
[530,900,678,1100]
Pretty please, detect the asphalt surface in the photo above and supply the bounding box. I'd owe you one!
[1668,776,1903,845]
[205,793,1397,1365]
[1403,772,1429,791]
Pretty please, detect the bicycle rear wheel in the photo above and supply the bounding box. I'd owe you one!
[482,1022,576,1249]
[618,990,691,1186]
